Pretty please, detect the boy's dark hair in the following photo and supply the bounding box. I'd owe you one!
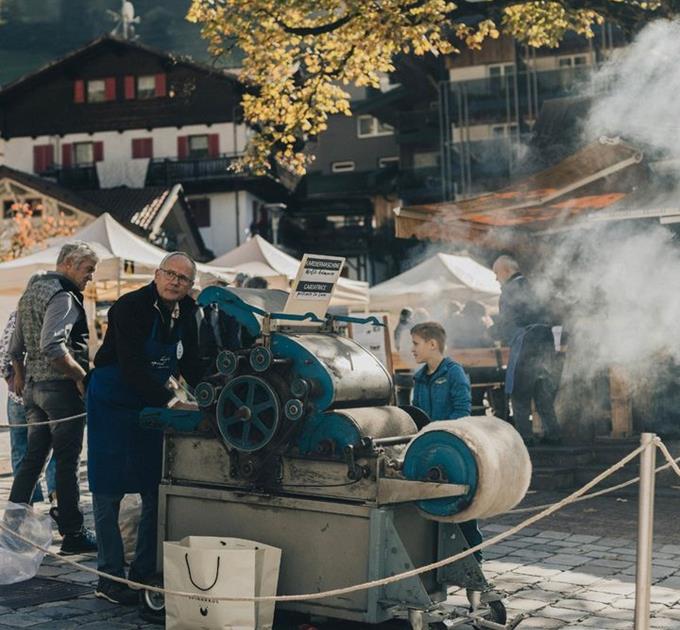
[410,321,446,353]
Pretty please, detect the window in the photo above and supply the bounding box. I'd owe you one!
[137,75,156,99]
[378,156,399,168]
[357,115,394,138]
[188,135,210,159]
[132,138,153,159]
[488,64,515,77]
[331,161,355,173]
[559,55,588,68]
[189,198,211,228]
[413,152,439,168]
[74,142,94,165]
[491,123,518,138]
[87,80,106,103]
[3,198,42,219]
[488,64,515,91]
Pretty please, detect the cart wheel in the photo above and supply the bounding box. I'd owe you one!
[138,574,165,625]
[472,600,507,628]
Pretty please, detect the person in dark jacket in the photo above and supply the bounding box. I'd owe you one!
[86,252,203,605]
[9,242,99,555]
[409,322,482,561]
[491,255,561,445]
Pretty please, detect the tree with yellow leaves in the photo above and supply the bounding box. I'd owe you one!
[0,202,80,261]
[188,0,661,175]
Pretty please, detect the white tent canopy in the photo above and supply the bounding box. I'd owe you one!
[210,235,369,306]
[0,213,234,295]
[369,253,501,315]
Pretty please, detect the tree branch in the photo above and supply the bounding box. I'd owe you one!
[275,11,356,36]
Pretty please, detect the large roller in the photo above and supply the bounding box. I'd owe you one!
[296,406,418,457]
[403,416,532,523]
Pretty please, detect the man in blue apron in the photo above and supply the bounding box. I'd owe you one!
[492,255,561,446]
[87,252,204,604]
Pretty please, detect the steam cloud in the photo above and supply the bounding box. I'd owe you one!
[533,19,680,422]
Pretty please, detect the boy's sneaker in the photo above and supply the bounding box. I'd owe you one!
[95,578,139,605]
[60,526,97,555]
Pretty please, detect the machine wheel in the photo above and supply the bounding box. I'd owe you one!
[472,600,507,628]
[216,375,281,452]
[138,575,165,625]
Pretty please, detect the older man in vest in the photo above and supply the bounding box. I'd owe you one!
[9,241,99,554]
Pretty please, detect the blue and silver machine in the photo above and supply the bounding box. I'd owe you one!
[143,287,531,629]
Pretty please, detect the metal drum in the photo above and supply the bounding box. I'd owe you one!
[271,333,392,411]
[296,406,418,457]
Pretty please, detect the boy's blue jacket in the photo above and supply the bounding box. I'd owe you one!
[412,357,471,421]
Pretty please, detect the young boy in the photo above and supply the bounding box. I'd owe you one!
[410,321,482,560]
[411,321,471,420]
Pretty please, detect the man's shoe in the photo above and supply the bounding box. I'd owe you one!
[95,578,139,605]
[60,527,97,555]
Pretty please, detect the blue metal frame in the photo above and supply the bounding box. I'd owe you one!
[198,286,384,338]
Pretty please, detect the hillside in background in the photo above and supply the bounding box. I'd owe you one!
[0,0,239,86]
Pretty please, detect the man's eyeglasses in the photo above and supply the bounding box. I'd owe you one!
[159,268,194,286]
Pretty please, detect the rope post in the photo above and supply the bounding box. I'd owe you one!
[634,432,656,630]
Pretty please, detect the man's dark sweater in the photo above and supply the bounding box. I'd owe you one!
[93,282,204,407]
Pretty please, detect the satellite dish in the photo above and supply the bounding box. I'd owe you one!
[110,0,140,39]
[122,2,135,22]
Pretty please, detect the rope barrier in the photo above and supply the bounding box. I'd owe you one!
[654,438,680,479]
[0,439,649,603]
[510,443,680,514]
[3,412,86,428]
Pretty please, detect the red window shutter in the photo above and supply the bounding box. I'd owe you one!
[104,77,116,101]
[154,73,167,97]
[34,145,55,173]
[33,146,44,173]
[208,133,220,158]
[124,75,135,100]
[177,136,188,159]
[62,143,72,167]
[44,145,54,170]
[73,80,85,103]
[94,141,104,162]
[132,138,153,159]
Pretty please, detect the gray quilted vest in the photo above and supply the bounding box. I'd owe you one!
[18,273,89,382]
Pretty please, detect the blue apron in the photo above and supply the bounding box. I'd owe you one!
[87,314,181,494]
[505,324,551,395]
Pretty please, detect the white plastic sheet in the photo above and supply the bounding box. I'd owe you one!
[0,501,53,584]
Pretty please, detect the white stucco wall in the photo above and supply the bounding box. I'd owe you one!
[0,122,249,176]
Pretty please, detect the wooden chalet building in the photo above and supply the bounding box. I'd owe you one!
[0,35,286,257]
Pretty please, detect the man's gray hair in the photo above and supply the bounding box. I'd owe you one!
[159,251,197,280]
[493,254,520,274]
[56,241,100,266]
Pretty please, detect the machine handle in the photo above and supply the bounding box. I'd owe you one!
[327,314,385,327]
[184,554,221,592]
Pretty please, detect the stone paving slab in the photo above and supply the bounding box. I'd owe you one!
[2,465,680,628]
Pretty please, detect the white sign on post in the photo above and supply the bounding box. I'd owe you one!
[282,253,345,323]
[348,313,394,373]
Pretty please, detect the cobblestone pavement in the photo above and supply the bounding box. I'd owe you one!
[1,453,680,628]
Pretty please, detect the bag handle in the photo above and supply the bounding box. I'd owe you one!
[184,553,221,592]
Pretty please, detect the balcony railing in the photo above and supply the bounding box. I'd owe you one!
[39,165,99,190]
[145,153,244,186]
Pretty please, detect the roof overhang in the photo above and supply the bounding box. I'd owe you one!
[394,138,644,247]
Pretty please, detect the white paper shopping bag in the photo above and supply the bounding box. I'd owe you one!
[164,536,281,630]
